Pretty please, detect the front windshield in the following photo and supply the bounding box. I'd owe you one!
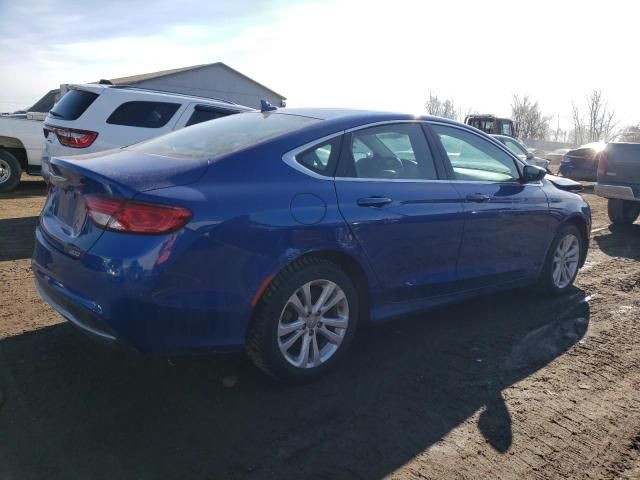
[128,112,320,160]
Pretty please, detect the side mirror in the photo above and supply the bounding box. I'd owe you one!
[522,164,546,183]
[526,151,534,160]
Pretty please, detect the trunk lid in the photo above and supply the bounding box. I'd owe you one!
[41,151,208,256]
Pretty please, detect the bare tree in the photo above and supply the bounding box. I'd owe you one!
[572,89,619,144]
[616,124,640,142]
[425,92,463,121]
[571,102,585,145]
[510,94,552,140]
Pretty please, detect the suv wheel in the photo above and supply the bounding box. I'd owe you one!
[538,224,583,295]
[0,149,22,193]
[608,199,640,225]
[247,257,358,382]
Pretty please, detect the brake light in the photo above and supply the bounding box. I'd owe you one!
[597,150,608,177]
[85,196,191,234]
[45,124,98,148]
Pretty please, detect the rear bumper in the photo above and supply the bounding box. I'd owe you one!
[34,273,122,346]
[595,183,637,201]
[32,224,251,353]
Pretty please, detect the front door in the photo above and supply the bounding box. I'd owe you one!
[334,122,465,301]
[429,123,549,289]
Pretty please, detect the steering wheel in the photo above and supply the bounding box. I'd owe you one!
[379,155,404,177]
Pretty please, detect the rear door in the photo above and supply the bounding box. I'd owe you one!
[429,123,549,288]
[334,122,465,301]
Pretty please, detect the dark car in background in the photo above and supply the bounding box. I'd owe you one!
[559,142,605,181]
[32,109,591,382]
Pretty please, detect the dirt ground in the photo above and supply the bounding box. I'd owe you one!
[1,176,639,480]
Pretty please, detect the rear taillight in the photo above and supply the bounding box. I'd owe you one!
[45,124,98,148]
[597,150,608,177]
[85,196,191,234]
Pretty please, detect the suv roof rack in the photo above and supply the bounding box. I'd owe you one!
[109,85,239,106]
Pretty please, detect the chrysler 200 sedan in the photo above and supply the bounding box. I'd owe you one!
[32,109,591,381]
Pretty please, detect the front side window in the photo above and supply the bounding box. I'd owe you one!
[338,123,437,180]
[107,101,181,128]
[432,125,520,182]
[501,121,514,136]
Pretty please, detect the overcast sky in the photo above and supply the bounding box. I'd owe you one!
[1,0,638,130]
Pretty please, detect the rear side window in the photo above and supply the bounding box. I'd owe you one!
[296,137,342,175]
[185,106,233,127]
[128,112,320,160]
[49,90,99,120]
[107,101,180,128]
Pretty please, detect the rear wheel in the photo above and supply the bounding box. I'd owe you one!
[538,224,583,295]
[0,149,22,193]
[247,257,358,382]
[607,199,640,225]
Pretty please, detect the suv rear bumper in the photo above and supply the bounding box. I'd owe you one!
[595,183,637,201]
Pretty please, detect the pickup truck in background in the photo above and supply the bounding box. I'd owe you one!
[595,142,640,225]
[0,112,46,192]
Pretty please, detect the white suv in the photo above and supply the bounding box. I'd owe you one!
[42,83,253,170]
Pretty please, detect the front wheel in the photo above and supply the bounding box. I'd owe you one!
[607,199,640,225]
[538,224,583,295]
[246,257,358,382]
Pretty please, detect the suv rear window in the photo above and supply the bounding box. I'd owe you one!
[129,112,320,160]
[49,90,99,120]
[107,101,180,128]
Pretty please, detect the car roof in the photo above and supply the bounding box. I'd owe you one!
[272,107,464,126]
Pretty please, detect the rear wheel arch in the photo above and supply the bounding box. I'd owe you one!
[251,250,371,323]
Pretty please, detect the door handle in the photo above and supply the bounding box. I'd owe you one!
[465,194,490,203]
[357,196,393,207]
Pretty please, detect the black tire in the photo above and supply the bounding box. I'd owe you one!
[537,224,583,296]
[0,149,22,193]
[246,257,359,382]
[607,199,640,225]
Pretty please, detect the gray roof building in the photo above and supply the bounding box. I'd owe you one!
[28,62,286,112]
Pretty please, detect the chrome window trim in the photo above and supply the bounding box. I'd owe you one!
[281,119,530,183]
[282,131,345,180]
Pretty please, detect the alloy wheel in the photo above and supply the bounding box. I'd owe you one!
[277,279,349,368]
[0,159,10,184]
[552,234,580,289]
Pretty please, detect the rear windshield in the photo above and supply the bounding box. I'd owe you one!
[49,90,99,120]
[128,112,321,160]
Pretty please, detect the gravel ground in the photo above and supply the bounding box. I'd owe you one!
[0,176,639,480]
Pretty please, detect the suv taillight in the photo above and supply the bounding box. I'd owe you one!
[85,196,191,234]
[45,124,98,148]
[597,150,608,178]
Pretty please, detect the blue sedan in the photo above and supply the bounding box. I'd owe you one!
[32,108,591,381]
